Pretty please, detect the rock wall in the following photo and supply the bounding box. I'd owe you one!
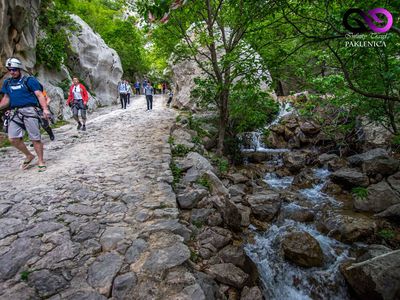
[67,14,122,107]
[0,0,40,77]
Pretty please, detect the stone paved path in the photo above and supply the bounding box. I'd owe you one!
[0,96,197,299]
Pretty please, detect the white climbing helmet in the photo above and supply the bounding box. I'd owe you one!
[5,57,23,69]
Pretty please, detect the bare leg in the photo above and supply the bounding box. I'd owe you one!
[9,138,35,161]
[31,140,45,166]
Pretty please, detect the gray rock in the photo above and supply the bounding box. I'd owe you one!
[204,170,229,196]
[182,152,214,172]
[0,238,41,280]
[193,271,220,300]
[0,217,25,239]
[330,168,369,188]
[177,188,208,209]
[198,227,232,250]
[374,203,400,220]
[218,245,246,268]
[73,222,100,242]
[348,148,388,167]
[221,199,242,231]
[100,227,126,251]
[88,252,123,296]
[354,181,400,213]
[282,231,324,268]
[125,239,148,264]
[0,282,37,300]
[247,192,281,221]
[183,167,202,184]
[142,242,190,273]
[228,184,246,197]
[236,204,251,227]
[65,290,108,300]
[300,121,320,135]
[341,247,400,300]
[387,172,400,193]
[283,151,306,173]
[172,129,195,149]
[111,272,137,300]
[207,263,249,288]
[240,286,263,300]
[28,269,68,297]
[227,173,249,184]
[34,239,79,269]
[144,219,192,242]
[66,204,100,216]
[19,221,64,238]
[191,208,213,224]
[318,214,376,243]
[178,283,206,300]
[362,156,399,176]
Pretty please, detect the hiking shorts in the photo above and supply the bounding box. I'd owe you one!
[72,100,87,119]
[8,107,41,141]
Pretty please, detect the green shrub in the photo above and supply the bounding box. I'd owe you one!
[351,187,368,199]
[172,144,191,157]
[170,160,182,189]
[196,176,211,191]
[378,229,395,240]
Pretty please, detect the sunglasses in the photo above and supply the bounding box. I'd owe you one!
[7,68,19,72]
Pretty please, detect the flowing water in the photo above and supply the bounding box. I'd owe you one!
[246,170,350,299]
[243,102,350,299]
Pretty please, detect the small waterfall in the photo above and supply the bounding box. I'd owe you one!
[299,169,341,207]
[241,101,293,152]
[245,220,350,300]
[264,173,293,190]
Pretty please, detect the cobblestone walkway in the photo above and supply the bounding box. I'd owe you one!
[0,96,195,299]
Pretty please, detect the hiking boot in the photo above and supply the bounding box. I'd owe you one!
[82,125,86,131]
[49,131,55,141]
[77,122,82,130]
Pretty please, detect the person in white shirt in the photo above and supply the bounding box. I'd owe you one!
[118,80,128,109]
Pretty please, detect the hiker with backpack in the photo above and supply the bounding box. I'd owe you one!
[118,80,128,109]
[66,77,89,131]
[0,57,51,172]
[126,80,132,106]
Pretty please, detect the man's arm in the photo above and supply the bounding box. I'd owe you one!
[34,90,50,118]
[0,94,10,111]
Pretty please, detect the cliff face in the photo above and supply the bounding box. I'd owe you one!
[0,0,41,76]
[0,2,123,119]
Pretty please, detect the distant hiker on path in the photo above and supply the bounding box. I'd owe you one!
[126,80,132,106]
[142,79,148,95]
[0,57,50,172]
[144,83,154,111]
[118,80,128,109]
[134,81,140,95]
[166,89,173,107]
[67,77,89,131]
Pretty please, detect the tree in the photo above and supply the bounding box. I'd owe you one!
[137,0,278,155]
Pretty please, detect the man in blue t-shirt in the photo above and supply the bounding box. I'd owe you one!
[0,57,51,172]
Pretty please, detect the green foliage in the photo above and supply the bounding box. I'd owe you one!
[169,160,182,189]
[378,229,395,240]
[172,144,191,157]
[209,155,229,174]
[191,220,204,229]
[196,176,211,191]
[38,0,75,70]
[20,270,34,281]
[229,84,279,133]
[351,187,368,199]
[190,249,200,262]
[168,136,175,144]
[57,79,72,99]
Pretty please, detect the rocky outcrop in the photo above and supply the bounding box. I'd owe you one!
[330,168,369,188]
[341,246,400,300]
[67,15,122,107]
[0,0,40,77]
[354,181,400,213]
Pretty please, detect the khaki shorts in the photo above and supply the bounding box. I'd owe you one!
[8,107,41,141]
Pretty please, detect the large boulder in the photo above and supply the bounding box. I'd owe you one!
[374,203,400,221]
[330,168,369,189]
[318,213,376,243]
[281,231,324,268]
[67,15,122,107]
[340,245,400,300]
[354,181,400,213]
[362,157,399,177]
[299,121,320,135]
[206,263,249,289]
[283,151,306,174]
[348,148,389,167]
[247,192,281,221]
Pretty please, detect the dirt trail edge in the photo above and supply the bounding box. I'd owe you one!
[0,95,199,299]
